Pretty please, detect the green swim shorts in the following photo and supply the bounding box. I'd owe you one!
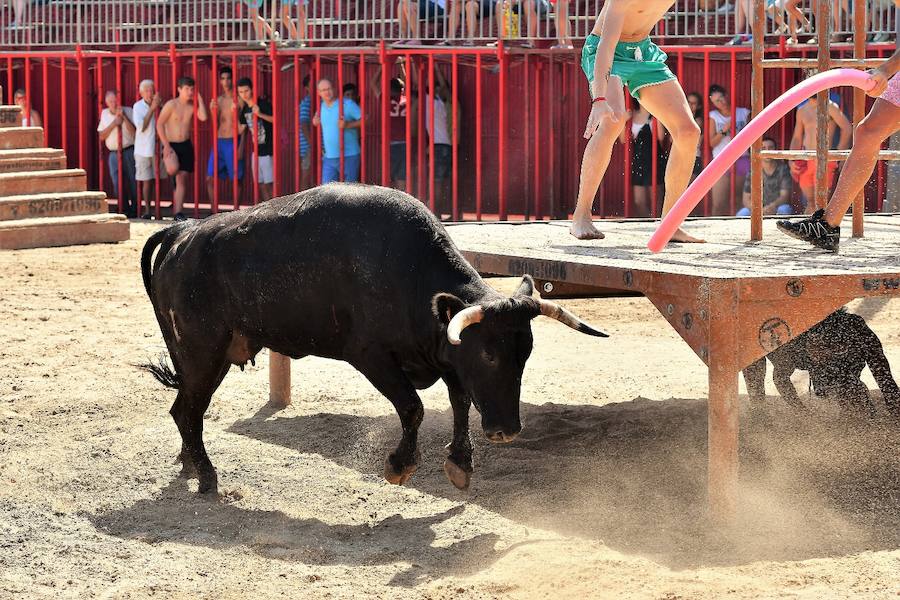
[581,34,677,99]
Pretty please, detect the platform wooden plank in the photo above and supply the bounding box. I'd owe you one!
[445,217,900,281]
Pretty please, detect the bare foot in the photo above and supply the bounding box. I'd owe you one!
[570,216,605,240]
[669,227,705,243]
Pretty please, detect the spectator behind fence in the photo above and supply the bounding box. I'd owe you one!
[370,59,418,191]
[97,90,137,217]
[686,91,705,180]
[157,76,209,221]
[237,77,275,202]
[132,79,161,219]
[298,74,313,189]
[425,67,461,215]
[737,137,795,216]
[312,78,362,184]
[397,0,449,44]
[13,88,42,128]
[789,77,852,211]
[207,66,246,205]
[708,84,751,215]
[618,101,669,218]
[550,0,573,49]
[342,82,360,104]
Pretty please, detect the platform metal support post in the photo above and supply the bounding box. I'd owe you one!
[706,280,739,522]
[269,352,292,407]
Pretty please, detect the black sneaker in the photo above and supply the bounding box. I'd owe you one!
[776,208,840,253]
[174,212,187,222]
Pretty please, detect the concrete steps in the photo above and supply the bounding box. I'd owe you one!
[0,127,43,149]
[0,213,130,250]
[0,169,86,197]
[0,148,67,173]
[0,191,108,221]
[0,119,129,250]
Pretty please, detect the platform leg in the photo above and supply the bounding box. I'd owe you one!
[269,351,291,408]
[706,281,740,523]
[708,354,739,522]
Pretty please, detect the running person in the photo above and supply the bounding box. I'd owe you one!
[777,3,900,253]
[570,0,702,242]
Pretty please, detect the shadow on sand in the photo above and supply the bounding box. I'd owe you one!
[222,395,900,569]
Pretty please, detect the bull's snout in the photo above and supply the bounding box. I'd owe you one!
[484,426,521,444]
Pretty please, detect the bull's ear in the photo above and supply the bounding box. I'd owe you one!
[432,293,467,325]
[515,275,535,298]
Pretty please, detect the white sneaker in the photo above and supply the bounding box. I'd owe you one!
[715,2,734,14]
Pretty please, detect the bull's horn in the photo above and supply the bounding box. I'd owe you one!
[447,306,484,345]
[538,300,609,338]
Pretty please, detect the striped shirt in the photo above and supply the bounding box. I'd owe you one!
[299,95,311,158]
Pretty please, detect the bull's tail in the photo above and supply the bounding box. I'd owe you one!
[141,227,170,299]
[138,354,181,389]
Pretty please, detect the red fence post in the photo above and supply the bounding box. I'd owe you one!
[498,43,507,220]
[475,52,482,221]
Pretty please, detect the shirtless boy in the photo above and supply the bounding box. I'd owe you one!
[778,3,900,253]
[571,0,702,243]
[156,76,208,221]
[788,83,852,211]
[207,67,246,206]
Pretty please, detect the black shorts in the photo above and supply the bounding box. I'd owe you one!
[390,142,409,182]
[432,143,452,181]
[169,140,194,173]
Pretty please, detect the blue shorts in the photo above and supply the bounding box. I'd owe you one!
[207,138,244,180]
[322,155,360,184]
[417,0,445,20]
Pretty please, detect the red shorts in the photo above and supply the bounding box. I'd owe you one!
[793,158,836,190]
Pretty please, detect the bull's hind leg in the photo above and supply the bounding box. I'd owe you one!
[442,374,473,491]
[170,359,230,494]
[353,355,424,485]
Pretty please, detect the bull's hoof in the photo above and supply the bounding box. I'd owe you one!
[443,458,471,491]
[174,453,198,479]
[384,457,418,485]
[198,472,219,495]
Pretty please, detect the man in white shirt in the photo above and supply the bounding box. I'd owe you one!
[132,79,161,219]
[97,90,137,217]
[424,66,461,217]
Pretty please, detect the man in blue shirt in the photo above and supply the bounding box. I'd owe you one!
[312,78,362,184]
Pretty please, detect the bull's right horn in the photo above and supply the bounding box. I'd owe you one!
[447,306,484,345]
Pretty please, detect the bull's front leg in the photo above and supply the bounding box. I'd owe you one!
[442,374,473,491]
[354,356,423,485]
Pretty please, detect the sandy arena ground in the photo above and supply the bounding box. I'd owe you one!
[2,221,900,599]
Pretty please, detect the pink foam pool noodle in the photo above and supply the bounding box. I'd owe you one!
[647,68,876,253]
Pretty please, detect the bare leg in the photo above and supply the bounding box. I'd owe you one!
[554,0,571,46]
[297,4,307,40]
[638,80,705,243]
[464,1,478,38]
[447,0,462,40]
[824,99,900,227]
[570,76,626,240]
[281,3,300,41]
[632,185,650,218]
[174,172,189,215]
[142,180,153,215]
[733,173,747,215]
[206,176,216,205]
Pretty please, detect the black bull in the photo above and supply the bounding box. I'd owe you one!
[141,184,607,494]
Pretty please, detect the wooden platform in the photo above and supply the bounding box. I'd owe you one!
[443,216,900,521]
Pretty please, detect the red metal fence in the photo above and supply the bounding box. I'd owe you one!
[1,42,896,220]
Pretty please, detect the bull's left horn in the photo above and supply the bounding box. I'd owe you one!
[447,306,484,345]
[538,300,609,338]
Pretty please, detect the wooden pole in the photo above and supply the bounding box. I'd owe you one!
[851,0,865,237]
[814,0,832,211]
[750,0,765,240]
